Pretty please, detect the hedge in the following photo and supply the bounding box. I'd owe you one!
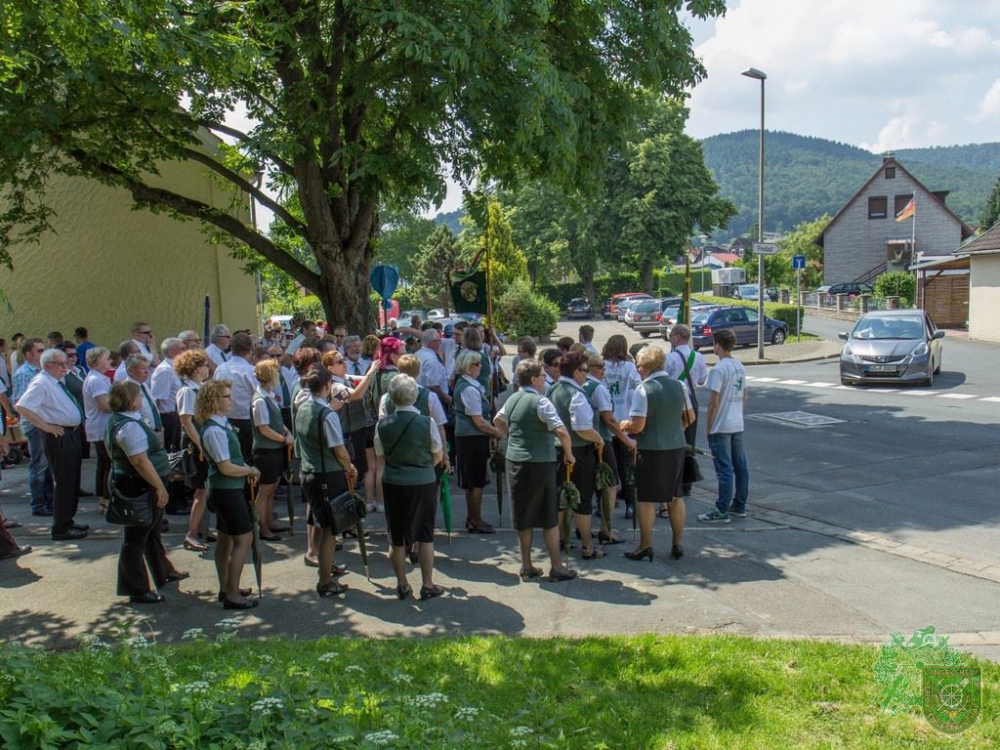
[538,270,714,308]
[693,294,800,336]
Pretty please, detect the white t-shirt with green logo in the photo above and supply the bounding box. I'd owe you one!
[707,357,747,435]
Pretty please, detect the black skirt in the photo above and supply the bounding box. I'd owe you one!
[557,444,596,516]
[209,487,253,536]
[252,447,285,485]
[383,481,437,546]
[635,448,685,504]
[456,434,491,490]
[509,460,558,530]
[302,471,347,530]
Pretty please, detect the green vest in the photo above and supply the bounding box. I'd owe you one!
[635,375,687,451]
[198,419,246,490]
[106,413,169,478]
[377,411,435,485]
[582,378,611,440]
[454,377,490,437]
[547,380,591,448]
[252,391,285,450]
[384,386,431,418]
[504,391,556,463]
[366,369,397,420]
[477,350,491,394]
[336,378,366,434]
[295,398,342,475]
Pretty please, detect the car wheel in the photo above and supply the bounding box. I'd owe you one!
[640,331,650,339]
[840,378,854,386]
[922,370,934,387]
[771,329,786,345]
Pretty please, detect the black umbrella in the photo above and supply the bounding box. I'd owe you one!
[595,444,616,532]
[348,474,370,580]
[284,443,294,535]
[247,475,263,598]
[489,442,505,525]
[557,463,581,554]
[625,446,638,534]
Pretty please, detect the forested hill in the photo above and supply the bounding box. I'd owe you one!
[702,130,999,238]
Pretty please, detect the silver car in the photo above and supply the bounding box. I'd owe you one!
[839,310,944,387]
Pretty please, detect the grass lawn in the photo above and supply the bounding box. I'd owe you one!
[0,629,994,749]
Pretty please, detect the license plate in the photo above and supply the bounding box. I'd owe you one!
[866,365,896,373]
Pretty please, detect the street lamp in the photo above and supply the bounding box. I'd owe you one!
[742,67,766,359]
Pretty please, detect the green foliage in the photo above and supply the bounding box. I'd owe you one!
[494,279,560,338]
[467,198,529,293]
[374,213,439,281]
[874,271,916,303]
[982,175,1000,230]
[409,225,462,312]
[737,214,829,289]
[537,270,713,308]
[702,131,995,239]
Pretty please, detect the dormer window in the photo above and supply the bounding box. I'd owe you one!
[885,167,896,179]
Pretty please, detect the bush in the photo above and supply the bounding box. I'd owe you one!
[693,295,800,336]
[494,279,560,338]
[874,271,915,303]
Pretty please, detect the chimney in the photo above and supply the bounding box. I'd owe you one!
[882,152,895,164]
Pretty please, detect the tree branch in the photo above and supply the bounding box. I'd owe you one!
[197,119,296,177]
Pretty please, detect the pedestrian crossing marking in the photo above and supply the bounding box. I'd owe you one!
[743,377,995,403]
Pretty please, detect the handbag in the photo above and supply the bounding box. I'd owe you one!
[106,475,154,526]
[167,445,198,483]
[683,451,704,485]
[311,407,363,532]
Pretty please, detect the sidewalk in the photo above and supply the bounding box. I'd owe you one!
[2,457,997,660]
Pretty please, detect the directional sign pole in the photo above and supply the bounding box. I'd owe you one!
[796,267,802,342]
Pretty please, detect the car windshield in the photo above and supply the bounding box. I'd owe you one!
[738,285,758,296]
[852,316,925,340]
[692,313,710,325]
[662,306,679,319]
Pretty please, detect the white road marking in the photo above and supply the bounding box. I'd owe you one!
[753,377,780,382]
[980,397,1000,403]
[897,390,936,396]
[746,376,997,403]
[776,379,808,385]
[937,393,978,400]
[806,382,833,387]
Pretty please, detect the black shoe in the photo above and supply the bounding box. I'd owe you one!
[52,528,87,541]
[129,592,165,605]
[166,507,191,516]
[71,523,90,531]
[419,584,444,600]
[163,571,190,583]
[32,510,53,517]
[671,545,683,560]
[223,597,259,609]
[77,489,94,498]
[217,588,253,602]
[624,547,654,562]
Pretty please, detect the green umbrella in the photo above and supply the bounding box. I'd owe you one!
[489,443,505,524]
[283,444,294,535]
[595,444,616,533]
[557,463,580,554]
[439,463,453,541]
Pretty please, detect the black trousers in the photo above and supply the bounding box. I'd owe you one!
[45,427,82,534]
[161,412,182,452]
[614,435,634,504]
[114,475,173,595]
[93,440,112,499]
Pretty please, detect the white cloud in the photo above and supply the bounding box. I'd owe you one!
[974,79,1000,121]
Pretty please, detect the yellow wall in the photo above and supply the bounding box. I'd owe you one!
[0,148,258,348]
[969,254,1000,343]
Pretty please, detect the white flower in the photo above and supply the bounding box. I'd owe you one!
[158,720,181,736]
[406,692,449,709]
[185,681,211,696]
[455,706,481,720]
[251,697,284,714]
[364,730,399,747]
[510,726,532,737]
[182,628,206,640]
[257,654,275,665]
[391,673,413,685]
[246,741,266,750]
[344,664,364,673]
[215,618,242,629]
[511,741,527,749]
[318,651,339,663]
[125,634,150,648]
[216,631,238,644]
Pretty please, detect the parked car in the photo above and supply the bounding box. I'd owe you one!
[455,312,484,324]
[689,306,788,350]
[826,282,874,297]
[566,297,594,319]
[631,297,684,337]
[400,310,426,322]
[838,310,944,387]
[657,303,723,340]
[610,292,651,321]
[814,285,831,295]
[601,298,612,319]
[620,298,646,325]
[427,309,447,320]
[733,284,759,301]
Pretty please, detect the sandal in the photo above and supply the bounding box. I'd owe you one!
[396,583,412,600]
[519,566,544,582]
[597,531,623,545]
[581,546,606,560]
[184,538,209,552]
[332,564,348,577]
[419,584,444,600]
[656,507,670,519]
[316,580,348,597]
[217,588,253,602]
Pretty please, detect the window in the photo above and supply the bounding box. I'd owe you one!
[885,167,896,179]
[868,196,887,219]
[895,194,914,216]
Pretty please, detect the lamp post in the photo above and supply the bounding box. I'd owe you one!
[742,67,766,359]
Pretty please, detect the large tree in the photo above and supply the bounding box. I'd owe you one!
[0,0,727,330]
[983,175,1000,230]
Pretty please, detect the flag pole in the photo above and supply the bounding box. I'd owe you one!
[485,238,494,327]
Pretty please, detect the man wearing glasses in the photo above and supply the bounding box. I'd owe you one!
[12,339,54,517]
[15,349,87,540]
[178,330,203,350]
[130,322,160,370]
[206,325,232,370]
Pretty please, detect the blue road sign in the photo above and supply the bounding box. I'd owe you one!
[792,254,806,270]
[369,265,399,300]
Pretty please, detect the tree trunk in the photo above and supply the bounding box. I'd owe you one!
[582,271,596,305]
[641,258,655,294]
[315,238,378,334]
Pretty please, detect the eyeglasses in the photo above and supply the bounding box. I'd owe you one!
[49,361,69,368]
[578,367,589,373]
[137,330,152,335]
[188,338,203,343]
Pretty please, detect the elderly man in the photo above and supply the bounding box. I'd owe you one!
[416,329,451,411]
[113,340,141,383]
[12,338,53,516]
[214,331,257,462]
[178,330,204,350]
[16,348,87,540]
[130,321,159,368]
[205,324,232,369]
[330,324,348,354]
[152,338,186,448]
[124,355,163,437]
[342,335,370,378]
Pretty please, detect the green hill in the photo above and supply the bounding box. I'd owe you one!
[701,131,999,238]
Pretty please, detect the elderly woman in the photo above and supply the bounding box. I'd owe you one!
[364,336,404,513]
[494,359,577,581]
[453,349,502,533]
[83,347,113,501]
[602,334,641,518]
[196,379,262,609]
[251,359,294,542]
[546,350,606,560]
[174,348,212,552]
[375,374,445,600]
[620,346,694,562]
[295,367,356,597]
[105,380,187,605]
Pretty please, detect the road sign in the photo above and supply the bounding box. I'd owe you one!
[753,242,779,255]
[792,254,806,269]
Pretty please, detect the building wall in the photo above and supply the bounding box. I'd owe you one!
[823,164,965,285]
[0,154,258,349]
[968,254,1000,343]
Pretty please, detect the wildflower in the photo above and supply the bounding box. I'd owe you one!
[406,692,449,709]
[125,634,150,648]
[510,726,532,737]
[364,730,399,747]
[455,706,481,721]
[246,741,267,750]
[158,720,181,736]
[184,681,211,696]
[511,741,527,749]
[251,697,284,714]
[216,631,238,644]
[182,628,206,641]
[344,664,364,673]
[318,651,339,663]
[257,654,275,666]
[391,672,413,685]
[215,618,242,629]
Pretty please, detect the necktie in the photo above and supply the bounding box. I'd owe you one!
[280,377,291,408]
[59,381,84,424]
[142,385,163,431]
[352,361,361,376]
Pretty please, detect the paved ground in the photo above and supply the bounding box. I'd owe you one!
[1,318,997,662]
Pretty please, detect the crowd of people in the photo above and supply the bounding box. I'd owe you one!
[0,315,751,608]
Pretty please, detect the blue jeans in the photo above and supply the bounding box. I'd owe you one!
[26,427,54,513]
[708,431,749,514]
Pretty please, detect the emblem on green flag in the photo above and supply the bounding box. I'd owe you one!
[450,271,488,314]
[922,666,981,734]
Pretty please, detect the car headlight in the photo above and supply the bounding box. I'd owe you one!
[842,343,855,357]
[910,342,928,358]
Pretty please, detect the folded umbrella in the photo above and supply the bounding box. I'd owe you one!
[595,444,616,532]
[625,446,638,533]
[247,475,263,599]
[557,463,580,554]
[348,474,370,580]
[489,442,505,525]
[284,443,294,535]
[439,462,453,542]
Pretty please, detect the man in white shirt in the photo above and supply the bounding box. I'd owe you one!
[12,338,53,516]
[284,319,317,357]
[416,329,451,410]
[214,331,257,462]
[666,323,709,497]
[178,330,204,350]
[342,335,370,380]
[125,356,163,437]
[578,324,598,354]
[113,341,142,383]
[205,325,232,370]
[130,321,159,368]
[15,348,86,540]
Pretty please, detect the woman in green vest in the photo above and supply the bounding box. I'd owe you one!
[295,367,356,597]
[375,374,445,600]
[547,350,606,560]
[106,380,186,605]
[196,379,262,609]
[453,349,502,533]
[174,348,212,552]
[251,359,294,542]
[620,347,695,562]
[365,336,404,514]
[494,359,578,582]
